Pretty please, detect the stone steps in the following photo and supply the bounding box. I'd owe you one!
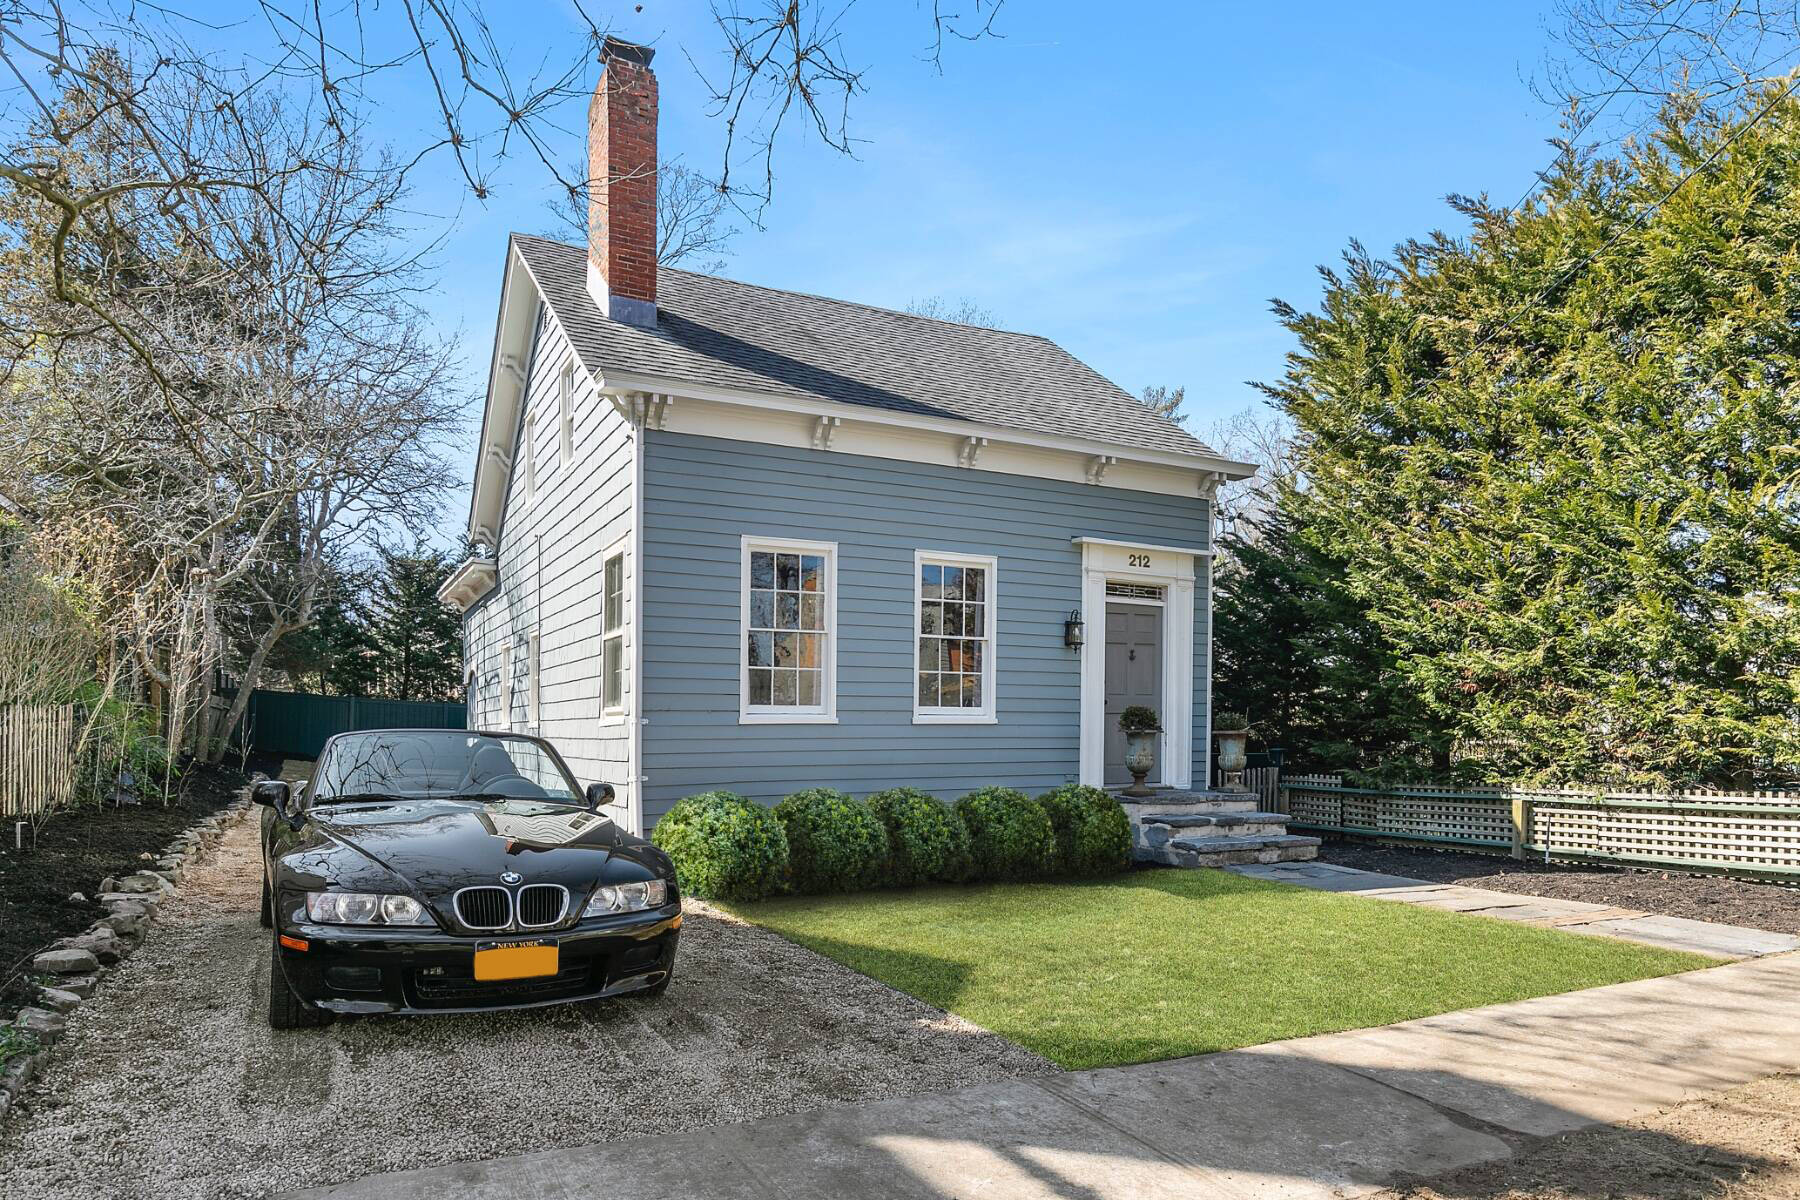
[1122,789,1320,870]
[1143,834,1323,869]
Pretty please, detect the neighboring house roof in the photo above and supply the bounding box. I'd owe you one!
[512,234,1220,461]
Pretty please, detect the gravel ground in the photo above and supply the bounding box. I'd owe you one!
[1376,1072,1800,1199]
[0,810,1051,1200]
[1320,842,1800,934]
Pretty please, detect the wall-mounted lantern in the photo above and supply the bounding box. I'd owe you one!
[1063,610,1085,649]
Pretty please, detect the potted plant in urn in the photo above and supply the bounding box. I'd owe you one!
[1214,711,1250,791]
[1117,705,1162,797]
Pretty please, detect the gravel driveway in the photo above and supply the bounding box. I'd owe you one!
[0,809,1051,1200]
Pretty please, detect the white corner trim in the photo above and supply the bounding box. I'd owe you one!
[1077,540,1197,790]
[739,535,839,723]
[911,549,998,723]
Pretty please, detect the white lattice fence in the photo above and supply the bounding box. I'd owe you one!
[0,702,78,817]
[1277,775,1800,878]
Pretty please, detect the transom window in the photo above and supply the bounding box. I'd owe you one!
[915,552,996,721]
[741,538,836,721]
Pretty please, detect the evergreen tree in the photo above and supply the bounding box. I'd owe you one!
[367,546,464,701]
[1263,85,1800,787]
[1213,485,1448,779]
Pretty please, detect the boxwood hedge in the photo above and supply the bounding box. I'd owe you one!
[954,786,1056,881]
[651,790,788,901]
[866,786,972,885]
[773,788,889,893]
[1036,783,1132,875]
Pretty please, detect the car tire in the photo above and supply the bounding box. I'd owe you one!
[258,879,273,929]
[268,932,333,1030]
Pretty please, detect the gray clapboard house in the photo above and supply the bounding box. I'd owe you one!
[437,39,1257,835]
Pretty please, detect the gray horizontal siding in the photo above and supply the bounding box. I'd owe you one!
[640,432,1211,825]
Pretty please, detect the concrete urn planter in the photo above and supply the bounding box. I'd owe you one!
[1122,731,1158,797]
[1216,728,1249,790]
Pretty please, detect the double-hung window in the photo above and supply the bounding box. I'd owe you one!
[741,538,836,722]
[915,552,996,722]
[522,410,537,507]
[601,551,625,713]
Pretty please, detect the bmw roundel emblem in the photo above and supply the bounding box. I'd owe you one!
[499,870,523,885]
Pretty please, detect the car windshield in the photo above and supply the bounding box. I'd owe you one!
[310,732,582,805]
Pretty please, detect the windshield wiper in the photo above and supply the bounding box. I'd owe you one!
[312,792,414,805]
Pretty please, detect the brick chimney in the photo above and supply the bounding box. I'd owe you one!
[586,37,657,328]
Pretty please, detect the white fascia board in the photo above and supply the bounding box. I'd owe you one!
[590,370,1260,482]
[467,241,542,545]
[435,558,497,611]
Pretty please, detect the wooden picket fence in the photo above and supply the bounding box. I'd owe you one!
[1283,773,1800,880]
[0,702,79,817]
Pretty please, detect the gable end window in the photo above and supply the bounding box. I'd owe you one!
[914,551,997,723]
[559,361,575,467]
[740,537,837,723]
[602,551,625,713]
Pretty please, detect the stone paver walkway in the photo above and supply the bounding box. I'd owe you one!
[280,951,1800,1200]
[1227,860,1800,958]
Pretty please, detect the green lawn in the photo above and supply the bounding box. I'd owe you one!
[728,869,1713,1069]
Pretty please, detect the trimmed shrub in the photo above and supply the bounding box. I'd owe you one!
[773,788,889,893]
[1036,784,1132,876]
[867,786,972,885]
[651,791,788,901]
[955,787,1055,881]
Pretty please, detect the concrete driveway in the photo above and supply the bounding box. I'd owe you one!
[0,808,1050,1200]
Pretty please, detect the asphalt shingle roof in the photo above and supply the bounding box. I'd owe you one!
[512,234,1219,460]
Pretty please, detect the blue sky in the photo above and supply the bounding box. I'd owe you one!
[183,1,1572,528]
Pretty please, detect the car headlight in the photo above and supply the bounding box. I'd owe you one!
[304,891,433,926]
[582,879,668,917]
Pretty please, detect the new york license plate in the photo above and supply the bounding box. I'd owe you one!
[472,938,559,981]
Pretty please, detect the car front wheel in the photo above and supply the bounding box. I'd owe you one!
[267,932,333,1030]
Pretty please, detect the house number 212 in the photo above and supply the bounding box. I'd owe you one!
[1127,553,1152,568]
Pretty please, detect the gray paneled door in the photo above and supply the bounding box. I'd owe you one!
[1103,603,1163,785]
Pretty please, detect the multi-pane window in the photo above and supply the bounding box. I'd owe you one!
[522,411,537,506]
[916,554,995,718]
[602,552,625,712]
[743,541,833,716]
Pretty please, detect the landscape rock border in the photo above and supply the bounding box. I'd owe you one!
[0,789,257,1124]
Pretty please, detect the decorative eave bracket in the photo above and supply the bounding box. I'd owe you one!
[958,435,989,469]
[1085,454,1118,486]
[812,415,842,451]
[1198,470,1228,501]
[646,394,675,431]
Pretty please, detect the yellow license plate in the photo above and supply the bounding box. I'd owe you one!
[473,940,559,981]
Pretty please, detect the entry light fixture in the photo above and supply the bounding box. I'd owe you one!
[1064,610,1085,649]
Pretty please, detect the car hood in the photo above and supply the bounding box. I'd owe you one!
[282,796,664,904]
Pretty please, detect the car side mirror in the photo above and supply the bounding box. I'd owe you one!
[585,782,616,809]
[251,780,291,811]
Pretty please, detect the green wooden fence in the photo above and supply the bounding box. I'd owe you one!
[240,690,466,759]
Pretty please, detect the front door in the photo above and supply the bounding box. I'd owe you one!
[1104,603,1163,785]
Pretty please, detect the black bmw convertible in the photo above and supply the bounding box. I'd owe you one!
[254,729,680,1029]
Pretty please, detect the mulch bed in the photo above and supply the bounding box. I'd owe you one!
[0,758,261,1005]
[1319,839,1800,934]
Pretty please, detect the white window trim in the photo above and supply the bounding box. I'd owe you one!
[558,361,575,467]
[526,629,542,730]
[599,538,629,722]
[739,535,838,724]
[500,640,515,726]
[912,549,999,724]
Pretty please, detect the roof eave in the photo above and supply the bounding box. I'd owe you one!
[588,368,1260,482]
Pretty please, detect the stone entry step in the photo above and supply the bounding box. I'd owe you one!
[1141,833,1322,869]
[1120,789,1320,869]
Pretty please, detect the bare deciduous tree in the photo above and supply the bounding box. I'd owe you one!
[904,295,1000,327]
[545,158,739,270]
